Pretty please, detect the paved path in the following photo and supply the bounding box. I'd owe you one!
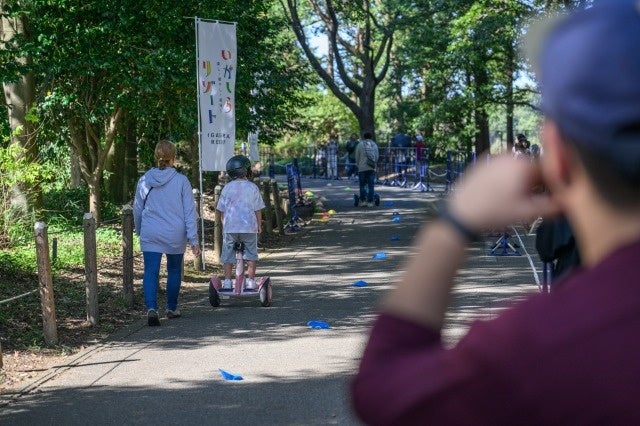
[0,176,543,425]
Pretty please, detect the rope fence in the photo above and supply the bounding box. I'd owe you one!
[0,207,145,355]
[0,288,38,306]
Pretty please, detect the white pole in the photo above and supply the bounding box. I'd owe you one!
[195,17,206,270]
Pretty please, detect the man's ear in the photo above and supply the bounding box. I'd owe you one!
[542,120,573,188]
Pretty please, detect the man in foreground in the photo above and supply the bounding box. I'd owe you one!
[351,1,640,424]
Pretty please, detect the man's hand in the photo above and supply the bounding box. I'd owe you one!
[447,155,561,233]
[382,155,561,329]
[191,244,201,257]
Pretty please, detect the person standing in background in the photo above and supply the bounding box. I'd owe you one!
[414,134,426,165]
[345,133,360,179]
[314,143,326,178]
[355,132,379,207]
[326,136,339,180]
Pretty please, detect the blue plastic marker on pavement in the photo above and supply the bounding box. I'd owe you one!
[384,201,394,206]
[219,369,243,381]
[390,235,400,241]
[307,320,330,329]
[352,280,368,287]
[372,251,387,260]
[392,216,401,223]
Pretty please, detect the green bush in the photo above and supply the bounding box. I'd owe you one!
[42,186,121,228]
[0,144,45,246]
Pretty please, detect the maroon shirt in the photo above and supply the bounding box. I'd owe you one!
[352,238,640,425]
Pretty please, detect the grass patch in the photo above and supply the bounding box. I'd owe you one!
[0,223,142,354]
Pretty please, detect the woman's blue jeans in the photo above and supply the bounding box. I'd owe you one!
[142,252,184,311]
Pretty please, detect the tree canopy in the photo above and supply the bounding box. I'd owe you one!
[2,0,312,222]
[1,0,589,233]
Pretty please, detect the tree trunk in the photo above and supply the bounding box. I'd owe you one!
[358,90,376,140]
[105,137,123,203]
[123,114,138,203]
[68,108,122,224]
[87,174,102,224]
[473,67,491,154]
[188,133,200,188]
[70,148,83,188]
[389,49,403,131]
[282,0,393,140]
[505,41,515,153]
[327,36,334,80]
[1,5,43,214]
[475,108,491,154]
[105,130,134,204]
[506,97,514,154]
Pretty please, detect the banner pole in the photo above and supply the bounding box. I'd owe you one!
[195,18,237,270]
[195,17,206,270]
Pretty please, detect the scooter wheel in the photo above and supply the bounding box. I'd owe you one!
[353,194,359,207]
[374,194,380,206]
[259,279,272,307]
[209,281,220,307]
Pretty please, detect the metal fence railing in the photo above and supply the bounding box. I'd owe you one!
[256,146,475,194]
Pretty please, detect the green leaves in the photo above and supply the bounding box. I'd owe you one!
[0,143,45,242]
[375,0,538,151]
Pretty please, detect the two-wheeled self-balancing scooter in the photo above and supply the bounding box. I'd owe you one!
[353,193,380,207]
[209,241,272,307]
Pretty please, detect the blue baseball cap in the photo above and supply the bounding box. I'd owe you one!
[533,0,640,176]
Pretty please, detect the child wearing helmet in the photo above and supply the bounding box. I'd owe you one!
[216,155,266,290]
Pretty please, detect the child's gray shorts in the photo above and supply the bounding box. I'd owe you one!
[221,233,259,264]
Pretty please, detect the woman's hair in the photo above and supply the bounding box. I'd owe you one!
[154,140,177,170]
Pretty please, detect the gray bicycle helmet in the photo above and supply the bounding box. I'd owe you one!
[226,155,252,180]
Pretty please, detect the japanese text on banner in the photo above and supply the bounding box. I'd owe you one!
[197,20,236,171]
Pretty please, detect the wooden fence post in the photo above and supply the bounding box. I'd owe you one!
[83,213,99,326]
[52,237,58,264]
[122,205,135,309]
[270,179,284,235]
[213,185,222,264]
[34,221,58,345]
[193,188,204,270]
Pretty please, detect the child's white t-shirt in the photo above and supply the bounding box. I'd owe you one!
[216,180,265,233]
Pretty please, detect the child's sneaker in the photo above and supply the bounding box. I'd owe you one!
[245,278,256,290]
[223,278,233,290]
[147,309,160,326]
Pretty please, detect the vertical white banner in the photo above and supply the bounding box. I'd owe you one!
[197,19,237,171]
